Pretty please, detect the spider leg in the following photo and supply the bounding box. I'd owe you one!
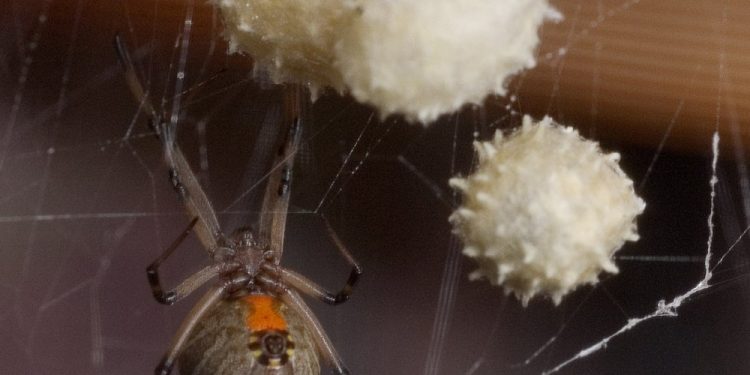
[155,284,225,375]
[153,263,224,305]
[258,275,350,375]
[147,218,222,305]
[259,93,304,260]
[264,264,358,306]
[113,33,159,120]
[260,217,360,305]
[115,34,225,254]
[320,216,362,301]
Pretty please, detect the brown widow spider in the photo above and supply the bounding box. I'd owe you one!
[115,35,361,375]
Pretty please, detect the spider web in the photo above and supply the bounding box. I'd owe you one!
[1,1,750,374]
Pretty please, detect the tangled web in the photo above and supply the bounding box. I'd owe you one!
[1,1,750,374]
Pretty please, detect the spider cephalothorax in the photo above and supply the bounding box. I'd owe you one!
[214,227,275,286]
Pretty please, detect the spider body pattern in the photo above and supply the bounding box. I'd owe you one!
[115,35,360,375]
[178,295,319,375]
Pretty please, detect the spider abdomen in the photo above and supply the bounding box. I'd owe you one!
[179,295,320,375]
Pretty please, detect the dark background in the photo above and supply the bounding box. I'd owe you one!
[1,1,750,374]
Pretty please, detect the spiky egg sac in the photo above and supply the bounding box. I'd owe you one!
[214,0,560,123]
[449,116,645,305]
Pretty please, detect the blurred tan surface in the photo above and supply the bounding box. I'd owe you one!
[78,0,750,154]
[515,0,750,155]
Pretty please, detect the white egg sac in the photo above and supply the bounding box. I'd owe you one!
[215,0,559,123]
[450,116,645,306]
